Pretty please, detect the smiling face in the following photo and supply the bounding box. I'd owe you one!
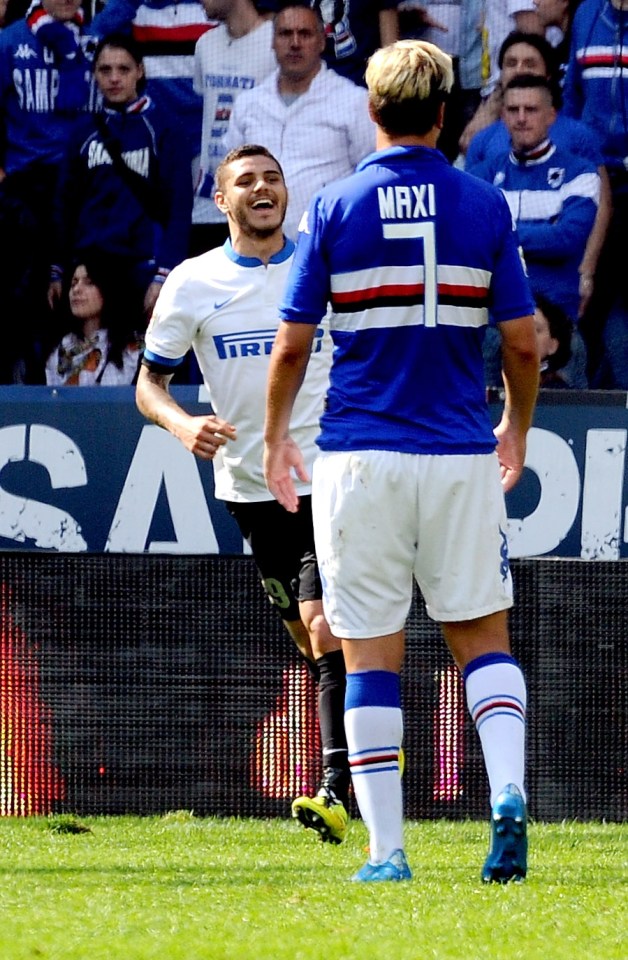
[95,46,144,106]
[214,153,287,240]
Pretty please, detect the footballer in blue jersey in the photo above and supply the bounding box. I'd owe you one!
[264,39,539,885]
[280,143,532,456]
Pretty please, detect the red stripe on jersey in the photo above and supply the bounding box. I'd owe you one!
[133,24,215,43]
[333,281,487,304]
[438,283,489,299]
[579,54,628,67]
[333,283,423,304]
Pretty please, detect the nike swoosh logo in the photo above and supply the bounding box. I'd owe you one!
[214,295,235,310]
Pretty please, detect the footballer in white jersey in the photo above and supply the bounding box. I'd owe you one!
[144,240,330,502]
[137,145,350,845]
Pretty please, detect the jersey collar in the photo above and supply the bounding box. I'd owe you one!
[223,236,295,267]
[103,95,152,115]
[509,139,556,166]
[357,144,449,173]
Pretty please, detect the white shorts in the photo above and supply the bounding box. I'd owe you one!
[312,450,513,639]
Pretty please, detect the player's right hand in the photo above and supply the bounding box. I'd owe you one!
[264,437,309,513]
[177,415,236,461]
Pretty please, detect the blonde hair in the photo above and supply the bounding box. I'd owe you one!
[366,40,454,136]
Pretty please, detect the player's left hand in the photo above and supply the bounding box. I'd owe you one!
[264,437,309,513]
[494,421,527,493]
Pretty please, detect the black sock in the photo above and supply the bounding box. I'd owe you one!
[302,654,320,683]
[317,650,349,796]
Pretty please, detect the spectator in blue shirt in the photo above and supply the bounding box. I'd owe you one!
[50,33,193,326]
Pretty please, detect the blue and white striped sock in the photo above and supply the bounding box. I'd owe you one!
[345,670,403,863]
[464,652,527,806]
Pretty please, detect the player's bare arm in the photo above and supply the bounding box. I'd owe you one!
[264,320,317,512]
[496,314,540,492]
[136,366,237,461]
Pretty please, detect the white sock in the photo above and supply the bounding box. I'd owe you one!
[464,654,527,806]
[345,670,403,863]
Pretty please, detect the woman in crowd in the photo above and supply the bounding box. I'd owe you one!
[49,32,192,323]
[45,257,142,387]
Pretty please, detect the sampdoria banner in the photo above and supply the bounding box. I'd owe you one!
[0,387,626,558]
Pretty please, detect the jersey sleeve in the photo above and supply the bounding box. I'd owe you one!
[92,0,142,38]
[569,119,603,167]
[516,188,598,260]
[562,21,584,120]
[279,195,330,325]
[143,266,198,367]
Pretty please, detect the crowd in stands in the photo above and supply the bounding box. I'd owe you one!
[0,0,626,388]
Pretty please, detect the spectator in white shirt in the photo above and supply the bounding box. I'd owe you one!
[191,0,277,254]
[222,2,376,239]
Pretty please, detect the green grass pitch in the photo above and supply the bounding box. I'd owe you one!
[0,814,625,960]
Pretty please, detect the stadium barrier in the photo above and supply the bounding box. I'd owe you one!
[0,386,627,558]
[0,552,625,822]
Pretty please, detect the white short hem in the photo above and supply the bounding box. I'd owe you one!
[427,598,513,624]
[327,618,409,641]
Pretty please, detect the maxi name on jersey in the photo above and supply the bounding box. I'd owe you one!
[377,184,436,220]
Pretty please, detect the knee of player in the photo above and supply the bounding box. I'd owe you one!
[307,611,339,658]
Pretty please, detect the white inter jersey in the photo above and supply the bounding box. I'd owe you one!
[193,20,276,224]
[144,240,331,503]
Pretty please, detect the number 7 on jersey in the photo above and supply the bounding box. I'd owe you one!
[383,221,437,327]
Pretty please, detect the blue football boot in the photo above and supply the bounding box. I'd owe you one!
[482,783,527,883]
[352,848,412,882]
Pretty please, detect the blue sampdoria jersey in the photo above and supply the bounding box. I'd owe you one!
[280,145,534,455]
[563,0,628,174]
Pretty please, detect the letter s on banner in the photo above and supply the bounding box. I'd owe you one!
[0,424,87,550]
